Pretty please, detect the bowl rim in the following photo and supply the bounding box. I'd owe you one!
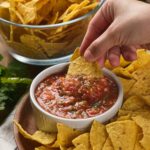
[0,1,104,29]
[30,62,123,122]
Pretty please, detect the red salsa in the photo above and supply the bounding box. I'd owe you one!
[35,73,118,119]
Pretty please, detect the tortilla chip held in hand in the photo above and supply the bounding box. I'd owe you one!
[67,48,103,78]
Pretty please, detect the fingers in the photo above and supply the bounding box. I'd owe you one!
[97,53,107,68]
[140,43,150,50]
[80,1,113,55]
[121,46,137,61]
[96,45,136,68]
[83,22,116,62]
[108,46,121,67]
[97,46,120,68]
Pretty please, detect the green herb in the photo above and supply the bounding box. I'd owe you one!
[0,55,32,124]
[0,55,3,61]
[92,101,101,108]
[6,60,30,77]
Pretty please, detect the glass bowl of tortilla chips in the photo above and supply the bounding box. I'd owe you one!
[0,0,101,65]
[30,60,123,132]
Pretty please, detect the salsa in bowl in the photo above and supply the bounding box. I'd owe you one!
[30,63,123,132]
[35,72,118,119]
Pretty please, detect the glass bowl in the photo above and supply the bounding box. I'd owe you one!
[0,1,102,66]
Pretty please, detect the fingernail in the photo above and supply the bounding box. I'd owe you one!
[84,50,94,61]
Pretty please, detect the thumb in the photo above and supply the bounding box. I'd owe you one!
[84,23,118,61]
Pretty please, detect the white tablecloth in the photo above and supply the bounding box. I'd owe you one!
[0,110,17,150]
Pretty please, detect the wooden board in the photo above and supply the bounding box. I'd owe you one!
[13,94,40,150]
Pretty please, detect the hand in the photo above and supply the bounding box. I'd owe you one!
[80,0,150,67]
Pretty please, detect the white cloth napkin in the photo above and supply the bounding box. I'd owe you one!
[0,110,17,150]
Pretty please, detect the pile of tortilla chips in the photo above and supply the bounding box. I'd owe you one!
[0,0,99,59]
[14,49,150,149]
[105,49,150,101]
[14,115,150,150]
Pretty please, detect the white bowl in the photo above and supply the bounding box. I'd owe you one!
[30,62,123,132]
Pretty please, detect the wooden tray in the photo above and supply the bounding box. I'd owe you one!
[13,94,41,150]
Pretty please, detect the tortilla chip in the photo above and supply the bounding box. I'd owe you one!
[53,0,70,13]
[35,146,56,150]
[125,49,150,75]
[70,47,80,61]
[60,145,67,150]
[50,140,59,148]
[118,77,136,98]
[118,108,150,119]
[121,96,147,111]
[17,2,37,24]
[59,3,79,21]
[0,1,10,8]
[68,0,84,3]
[79,2,98,13]
[67,48,102,78]
[7,41,48,59]
[132,115,150,150]
[9,0,21,23]
[132,51,150,79]
[10,8,25,24]
[73,144,87,150]
[117,115,131,121]
[112,67,132,79]
[105,56,131,70]
[14,120,56,145]
[47,12,59,24]
[62,0,90,22]
[72,133,91,150]
[118,95,150,120]
[128,63,150,106]
[67,147,74,150]
[42,42,68,57]
[57,123,82,147]
[59,145,74,150]
[20,34,45,49]
[90,120,107,150]
[34,1,53,24]
[134,129,145,150]
[0,1,10,19]
[102,137,114,150]
[106,120,139,150]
